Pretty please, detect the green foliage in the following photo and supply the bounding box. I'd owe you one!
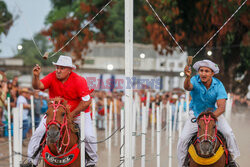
[0,1,13,37]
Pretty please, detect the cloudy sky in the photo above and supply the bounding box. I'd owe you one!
[0,0,51,58]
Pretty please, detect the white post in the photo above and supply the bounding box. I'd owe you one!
[185,91,189,118]
[125,0,134,166]
[13,107,20,167]
[156,106,161,167]
[136,93,141,135]
[132,101,136,167]
[7,97,13,167]
[151,102,155,153]
[168,104,172,167]
[80,112,85,167]
[108,102,113,152]
[30,95,35,134]
[145,91,150,132]
[178,99,184,138]
[19,103,23,163]
[225,93,232,122]
[104,98,108,148]
[166,102,170,143]
[141,106,146,167]
[120,109,125,167]
[92,99,97,151]
[114,99,118,146]
[173,100,179,139]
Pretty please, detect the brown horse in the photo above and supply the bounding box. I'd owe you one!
[41,97,81,167]
[187,111,228,167]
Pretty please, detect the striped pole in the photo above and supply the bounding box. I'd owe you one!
[13,107,20,167]
[120,109,125,167]
[7,97,13,167]
[114,99,118,146]
[104,98,108,148]
[80,112,85,167]
[108,102,113,152]
[141,106,146,167]
[156,106,161,167]
[30,95,35,134]
[151,102,155,153]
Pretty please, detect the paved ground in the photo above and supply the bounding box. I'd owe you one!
[0,106,249,167]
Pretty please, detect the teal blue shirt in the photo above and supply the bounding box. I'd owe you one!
[189,75,227,118]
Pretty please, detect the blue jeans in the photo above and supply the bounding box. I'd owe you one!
[23,120,30,139]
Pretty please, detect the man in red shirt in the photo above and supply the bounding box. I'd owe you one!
[27,55,97,167]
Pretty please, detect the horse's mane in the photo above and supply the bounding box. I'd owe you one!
[48,97,78,133]
[197,109,217,122]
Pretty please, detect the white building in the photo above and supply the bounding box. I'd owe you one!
[77,42,187,91]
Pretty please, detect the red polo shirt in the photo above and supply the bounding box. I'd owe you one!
[41,71,90,113]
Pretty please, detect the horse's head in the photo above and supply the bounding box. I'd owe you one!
[197,110,217,156]
[45,97,70,144]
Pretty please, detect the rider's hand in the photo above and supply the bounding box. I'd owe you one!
[184,65,192,78]
[33,64,41,77]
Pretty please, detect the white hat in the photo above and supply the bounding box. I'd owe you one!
[193,59,219,74]
[52,55,76,69]
[172,94,178,99]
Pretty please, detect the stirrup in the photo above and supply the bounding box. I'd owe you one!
[20,161,37,167]
[228,161,238,167]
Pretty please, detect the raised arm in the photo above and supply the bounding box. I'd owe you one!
[184,65,193,91]
[32,64,44,90]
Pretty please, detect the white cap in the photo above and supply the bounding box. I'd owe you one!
[52,55,76,69]
[193,59,219,74]
[172,94,178,99]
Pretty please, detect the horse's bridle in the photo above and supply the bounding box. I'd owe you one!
[43,100,71,154]
[196,115,219,155]
[197,115,217,143]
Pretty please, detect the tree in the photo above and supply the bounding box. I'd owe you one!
[143,0,249,95]
[0,1,13,37]
[42,0,249,95]
[14,33,57,66]
[42,0,149,64]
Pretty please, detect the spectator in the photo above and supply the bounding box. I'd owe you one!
[16,88,31,139]
[33,90,42,128]
[40,92,48,115]
[0,81,7,127]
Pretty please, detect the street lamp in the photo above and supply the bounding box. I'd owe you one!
[140,53,145,59]
[17,44,23,50]
[107,64,114,71]
[207,50,212,56]
[180,72,185,77]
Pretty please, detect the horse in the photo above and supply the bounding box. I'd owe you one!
[41,97,81,167]
[187,111,229,167]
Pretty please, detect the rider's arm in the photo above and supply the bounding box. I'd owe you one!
[184,76,193,91]
[70,77,91,117]
[32,75,44,90]
[184,65,193,91]
[70,98,91,117]
[213,99,226,118]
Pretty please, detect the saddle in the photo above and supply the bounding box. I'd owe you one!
[183,131,229,167]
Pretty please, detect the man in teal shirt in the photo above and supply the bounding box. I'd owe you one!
[177,59,240,167]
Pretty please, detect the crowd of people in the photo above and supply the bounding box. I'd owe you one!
[0,70,249,141]
[0,72,49,140]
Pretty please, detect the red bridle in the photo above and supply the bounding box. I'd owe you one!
[197,115,217,143]
[42,100,71,154]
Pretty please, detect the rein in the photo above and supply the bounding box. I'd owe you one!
[41,100,71,154]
